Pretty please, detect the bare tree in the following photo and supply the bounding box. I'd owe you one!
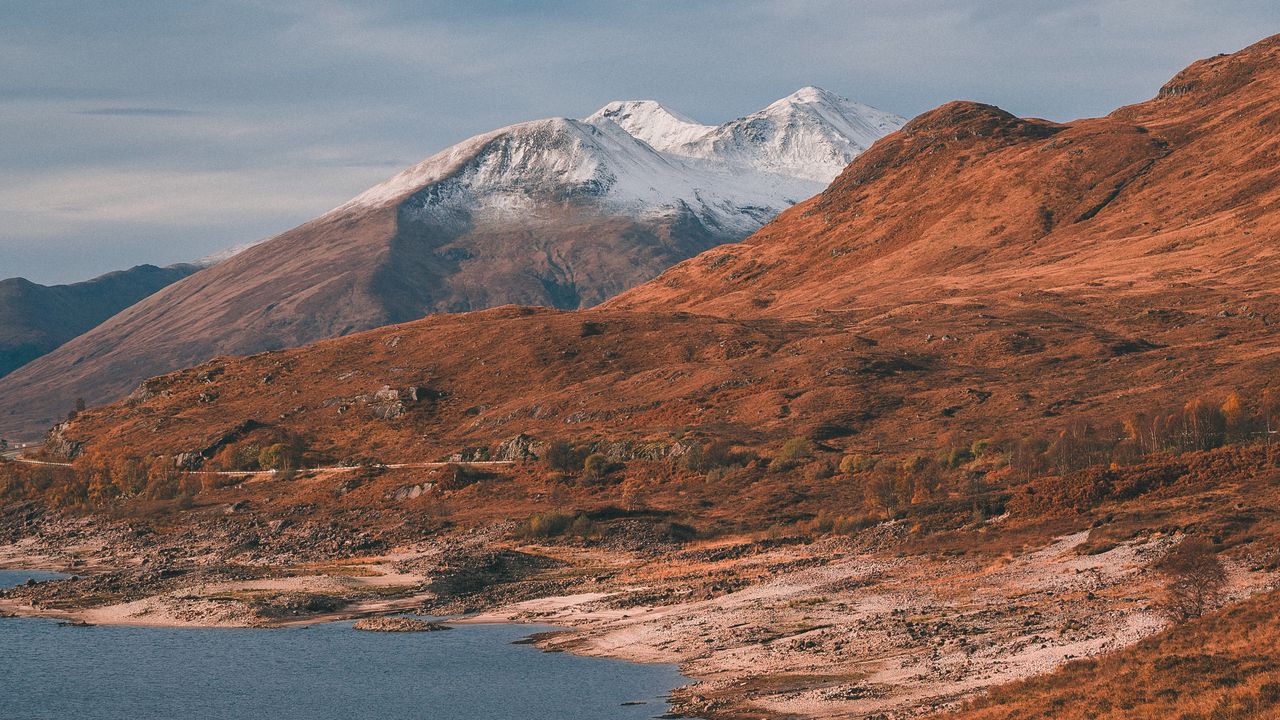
[1181,398,1226,451]
[1262,387,1280,463]
[1155,537,1226,621]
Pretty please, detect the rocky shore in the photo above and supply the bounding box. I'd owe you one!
[1,513,1275,719]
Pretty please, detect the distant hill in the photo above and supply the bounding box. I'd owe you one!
[0,264,198,382]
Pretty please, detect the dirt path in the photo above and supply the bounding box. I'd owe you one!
[5,454,515,476]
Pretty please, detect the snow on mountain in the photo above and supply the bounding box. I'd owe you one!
[585,100,714,150]
[340,87,904,234]
[196,240,266,267]
[668,86,907,183]
[385,117,823,237]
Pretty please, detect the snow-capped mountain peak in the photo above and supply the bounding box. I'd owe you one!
[766,85,841,108]
[665,86,907,183]
[585,100,714,151]
[339,87,904,232]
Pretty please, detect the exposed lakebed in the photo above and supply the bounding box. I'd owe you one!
[0,570,689,720]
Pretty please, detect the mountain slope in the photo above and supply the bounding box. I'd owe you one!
[46,35,1280,467]
[0,264,198,382]
[0,89,902,439]
[608,41,1280,316]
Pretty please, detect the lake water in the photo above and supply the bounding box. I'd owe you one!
[0,570,690,720]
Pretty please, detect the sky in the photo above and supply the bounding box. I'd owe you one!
[2,1,1279,284]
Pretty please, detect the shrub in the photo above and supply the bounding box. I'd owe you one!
[515,510,573,538]
[839,454,877,474]
[513,511,594,540]
[942,446,975,469]
[583,453,613,481]
[436,464,492,491]
[801,511,875,537]
[544,440,584,473]
[804,459,836,481]
[683,439,746,472]
[258,443,298,472]
[654,521,697,543]
[773,435,814,461]
[569,513,596,538]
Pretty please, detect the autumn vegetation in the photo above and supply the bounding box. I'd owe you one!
[939,589,1280,720]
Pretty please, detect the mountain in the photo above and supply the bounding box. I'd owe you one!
[0,89,903,439]
[49,34,1280,466]
[0,264,198,382]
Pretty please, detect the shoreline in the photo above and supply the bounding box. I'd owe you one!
[2,519,1276,720]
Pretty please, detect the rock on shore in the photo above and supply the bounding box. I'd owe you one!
[353,616,450,632]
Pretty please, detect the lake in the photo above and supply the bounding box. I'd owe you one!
[0,570,690,720]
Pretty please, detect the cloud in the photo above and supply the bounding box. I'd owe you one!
[74,107,199,117]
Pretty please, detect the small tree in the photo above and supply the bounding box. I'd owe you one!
[774,436,812,467]
[863,465,899,516]
[1155,537,1226,621]
[1181,398,1226,452]
[544,440,583,473]
[258,443,297,472]
[582,453,611,481]
[1220,391,1249,443]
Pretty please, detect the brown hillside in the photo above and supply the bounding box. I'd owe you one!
[609,35,1280,317]
[44,35,1280,467]
[0,196,729,440]
[935,588,1280,720]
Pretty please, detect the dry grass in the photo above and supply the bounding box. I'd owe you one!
[937,590,1280,720]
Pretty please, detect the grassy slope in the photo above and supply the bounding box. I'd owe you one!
[937,590,1280,720]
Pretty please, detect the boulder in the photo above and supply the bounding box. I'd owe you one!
[370,385,405,419]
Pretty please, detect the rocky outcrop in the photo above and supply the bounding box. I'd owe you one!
[494,433,545,461]
[370,386,405,420]
[353,616,450,632]
[389,483,433,501]
[592,439,689,463]
[367,385,434,421]
[43,422,83,460]
[175,419,268,470]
